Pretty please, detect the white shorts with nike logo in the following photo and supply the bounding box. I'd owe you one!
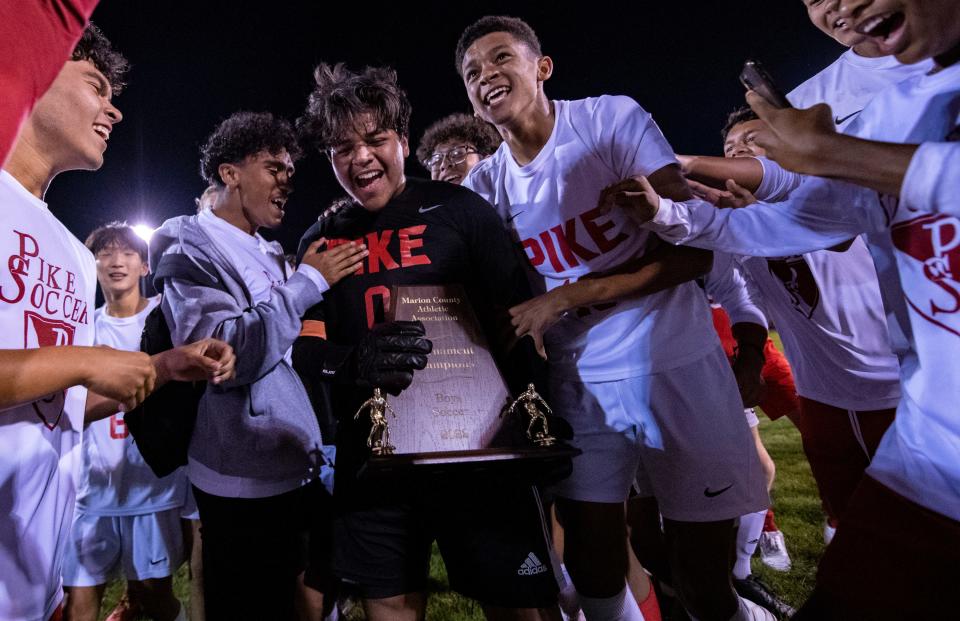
[62,507,185,586]
[549,345,769,522]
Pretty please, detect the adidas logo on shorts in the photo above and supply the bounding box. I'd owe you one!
[517,552,548,576]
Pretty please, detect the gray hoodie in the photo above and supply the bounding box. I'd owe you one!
[150,214,325,498]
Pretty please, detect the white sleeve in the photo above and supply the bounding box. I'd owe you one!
[901,142,960,216]
[645,175,888,257]
[754,157,805,202]
[704,251,768,328]
[587,95,678,178]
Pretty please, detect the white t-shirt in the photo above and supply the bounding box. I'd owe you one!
[75,295,189,516]
[788,49,932,130]
[0,170,96,621]
[464,96,718,381]
[198,209,291,302]
[647,62,960,519]
[198,208,294,365]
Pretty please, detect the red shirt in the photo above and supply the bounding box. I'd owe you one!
[0,0,99,164]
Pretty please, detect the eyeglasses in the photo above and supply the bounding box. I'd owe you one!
[422,145,478,171]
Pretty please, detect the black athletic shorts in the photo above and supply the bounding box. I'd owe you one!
[333,474,559,607]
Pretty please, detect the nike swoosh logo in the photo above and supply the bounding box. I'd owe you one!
[834,110,863,125]
[507,211,525,222]
[150,558,167,565]
[703,483,734,498]
[418,204,443,213]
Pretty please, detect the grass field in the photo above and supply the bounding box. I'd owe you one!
[99,336,826,620]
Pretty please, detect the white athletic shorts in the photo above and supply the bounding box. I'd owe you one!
[550,345,768,522]
[62,507,185,586]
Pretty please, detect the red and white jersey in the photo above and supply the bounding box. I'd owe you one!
[788,49,931,130]
[646,61,960,519]
[76,295,188,516]
[0,170,95,620]
[464,96,718,381]
[738,242,901,411]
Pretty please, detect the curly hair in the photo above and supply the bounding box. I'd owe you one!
[298,63,412,153]
[415,114,502,166]
[85,222,147,262]
[721,106,760,143]
[455,16,542,76]
[71,23,130,95]
[199,112,301,186]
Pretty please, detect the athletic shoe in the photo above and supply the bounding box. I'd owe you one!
[758,529,792,571]
[824,521,836,545]
[734,575,796,620]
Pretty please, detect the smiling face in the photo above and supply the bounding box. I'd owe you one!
[27,59,122,172]
[841,0,960,64]
[804,0,868,46]
[94,242,148,299]
[460,32,553,129]
[219,149,294,232]
[329,113,409,211]
[426,141,483,184]
[723,119,768,158]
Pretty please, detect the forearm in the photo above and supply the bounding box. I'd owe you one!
[0,347,89,411]
[293,335,356,387]
[167,273,322,386]
[731,322,768,357]
[84,392,120,423]
[799,133,917,197]
[647,177,871,256]
[553,244,712,311]
[680,156,764,192]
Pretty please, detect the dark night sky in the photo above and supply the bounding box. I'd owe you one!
[46,1,844,252]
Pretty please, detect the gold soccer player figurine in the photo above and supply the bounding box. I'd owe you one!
[355,388,397,455]
[507,383,556,447]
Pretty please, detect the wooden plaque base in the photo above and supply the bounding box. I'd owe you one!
[353,284,574,480]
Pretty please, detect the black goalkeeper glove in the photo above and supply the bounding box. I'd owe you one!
[356,321,432,395]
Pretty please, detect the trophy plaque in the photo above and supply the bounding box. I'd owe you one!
[360,284,578,479]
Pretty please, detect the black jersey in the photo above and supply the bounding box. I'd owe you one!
[293,178,541,460]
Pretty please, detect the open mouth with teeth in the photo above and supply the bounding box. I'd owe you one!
[107,271,128,280]
[93,124,110,141]
[483,86,510,106]
[270,197,286,214]
[856,12,906,49]
[441,173,463,184]
[355,170,384,189]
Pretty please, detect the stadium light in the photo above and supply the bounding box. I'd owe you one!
[132,223,155,243]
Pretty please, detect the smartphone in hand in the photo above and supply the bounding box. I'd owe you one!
[740,60,793,109]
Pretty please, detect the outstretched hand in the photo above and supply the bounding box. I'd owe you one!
[509,289,571,359]
[687,178,758,209]
[597,175,661,223]
[301,238,368,286]
[747,91,837,176]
